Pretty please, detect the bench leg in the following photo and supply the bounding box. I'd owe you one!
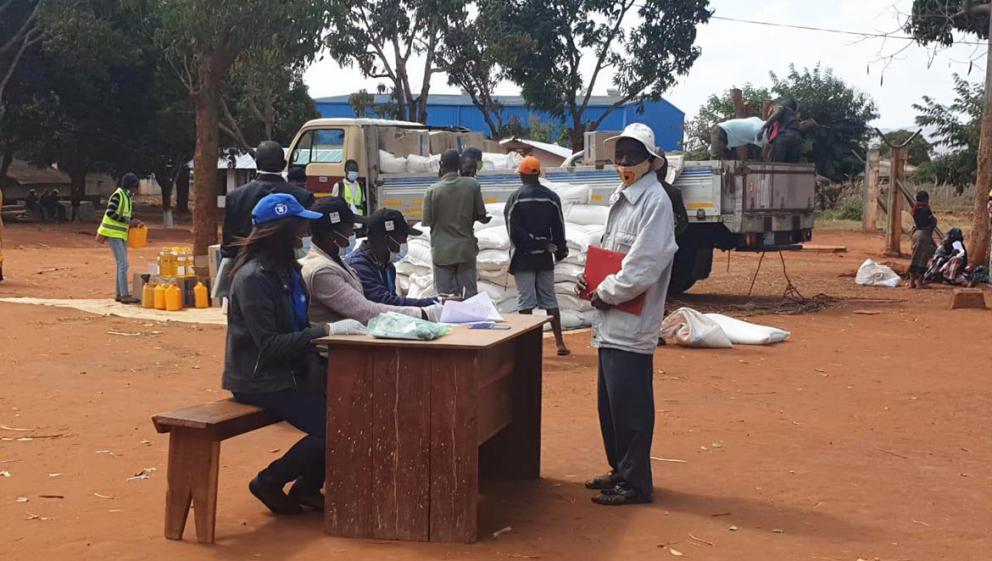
[164,429,220,544]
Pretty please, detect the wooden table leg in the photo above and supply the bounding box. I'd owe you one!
[325,348,374,538]
[480,329,543,479]
[164,428,220,544]
[430,351,480,542]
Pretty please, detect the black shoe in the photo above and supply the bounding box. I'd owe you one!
[591,484,653,506]
[118,296,141,305]
[288,482,325,511]
[584,471,620,490]
[249,476,303,515]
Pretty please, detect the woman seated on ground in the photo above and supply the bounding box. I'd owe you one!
[300,197,441,331]
[926,227,968,285]
[908,190,937,288]
[222,193,346,515]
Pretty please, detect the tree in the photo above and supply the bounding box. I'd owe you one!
[683,84,771,152]
[875,129,931,167]
[907,1,991,265]
[0,0,45,129]
[911,75,982,190]
[436,0,513,137]
[497,0,711,150]
[325,0,465,123]
[770,64,879,181]
[131,0,334,255]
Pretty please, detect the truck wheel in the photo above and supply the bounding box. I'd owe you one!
[668,247,698,296]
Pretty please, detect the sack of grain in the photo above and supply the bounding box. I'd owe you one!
[379,150,408,174]
[477,249,510,271]
[566,204,609,227]
[475,227,511,250]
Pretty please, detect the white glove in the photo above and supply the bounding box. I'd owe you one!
[424,303,443,323]
[327,319,367,336]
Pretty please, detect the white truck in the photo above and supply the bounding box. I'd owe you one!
[286,117,816,294]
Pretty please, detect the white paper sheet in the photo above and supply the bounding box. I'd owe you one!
[439,292,504,324]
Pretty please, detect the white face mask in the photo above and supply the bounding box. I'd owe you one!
[388,236,408,264]
[346,171,359,182]
[334,230,356,256]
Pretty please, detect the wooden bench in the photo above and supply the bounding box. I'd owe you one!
[152,399,279,544]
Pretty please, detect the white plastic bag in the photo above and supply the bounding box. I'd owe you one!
[855,259,901,288]
[368,312,450,341]
[661,307,733,348]
[704,313,790,345]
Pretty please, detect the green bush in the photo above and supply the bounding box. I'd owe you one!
[838,195,863,221]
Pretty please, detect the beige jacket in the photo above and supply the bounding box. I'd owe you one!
[299,245,421,327]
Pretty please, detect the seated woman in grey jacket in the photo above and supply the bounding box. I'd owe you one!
[301,197,442,327]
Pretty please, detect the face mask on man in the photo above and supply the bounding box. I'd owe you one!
[346,170,359,182]
[387,236,408,264]
[616,159,652,187]
[334,230,356,256]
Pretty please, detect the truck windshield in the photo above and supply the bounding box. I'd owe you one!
[291,129,345,165]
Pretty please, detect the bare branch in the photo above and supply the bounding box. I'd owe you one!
[219,97,251,152]
[579,0,635,116]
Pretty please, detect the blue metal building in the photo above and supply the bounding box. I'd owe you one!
[312,93,685,151]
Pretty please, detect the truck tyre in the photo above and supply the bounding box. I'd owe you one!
[668,246,698,296]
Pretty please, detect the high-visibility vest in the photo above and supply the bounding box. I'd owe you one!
[97,188,132,240]
[334,179,364,214]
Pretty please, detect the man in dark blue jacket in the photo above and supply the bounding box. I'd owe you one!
[505,156,570,356]
[347,208,439,308]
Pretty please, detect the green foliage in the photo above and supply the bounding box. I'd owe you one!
[496,0,711,148]
[874,129,931,166]
[325,1,466,123]
[348,89,376,118]
[682,84,771,151]
[911,74,982,189]
[770,64,879,181]
[906,0,989,46]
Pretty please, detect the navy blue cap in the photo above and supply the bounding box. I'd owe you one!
[252,193,322,225]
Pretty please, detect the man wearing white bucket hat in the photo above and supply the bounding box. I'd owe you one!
[578,122,678,506]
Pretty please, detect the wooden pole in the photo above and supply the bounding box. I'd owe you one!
[874,129,920,256]
[864,149,880,232]
[731,88,747,160]
[885,146,906,256]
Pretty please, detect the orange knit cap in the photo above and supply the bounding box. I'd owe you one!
[517,155,542,175]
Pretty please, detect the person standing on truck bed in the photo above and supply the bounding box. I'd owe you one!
[214,140,316,301]
[505,156,571,356]
[347,208,440,308]
[577,123,678,506]
[759,98,803,163]
[709,116,768,160]
[331,159,365,215]
[422,149,491,298]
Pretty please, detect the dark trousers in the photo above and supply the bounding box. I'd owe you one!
[233,389,326,492]
[597,347,655,497]
[770,132,802,163]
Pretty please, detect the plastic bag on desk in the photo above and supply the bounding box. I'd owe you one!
[367,312,450,341]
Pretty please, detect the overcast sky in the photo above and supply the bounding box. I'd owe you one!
[303,0,987,133]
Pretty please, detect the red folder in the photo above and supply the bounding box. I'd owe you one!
[579,245,645,315]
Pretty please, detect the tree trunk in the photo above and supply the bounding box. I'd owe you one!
[68,169,87,222]
[569,116,585,152]
[176,165,190,214]
[192,61,222,257]
[157,166,173,212]
[970,18,992,266]
[0,141,14,186]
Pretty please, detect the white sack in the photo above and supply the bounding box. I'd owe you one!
[554,262,585,283]
[482,152,522,170]
[475,227,511,250]
[479,269,514,287]
[566,204,609,227]
[543,181,591,207]
[411,223,430,241]
[555,281,579,295]
[704,313,790,345]
[407,271,436,299]
[855,259,901,288]
[407,154,441,174]
[566,227,603,253]
[557,293,593,312]
[405,239,433,267]
[660,307,733,348]
[477,249,510,271]
[379,150,408,174]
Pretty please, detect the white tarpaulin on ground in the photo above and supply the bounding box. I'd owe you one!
[0,297,226,325]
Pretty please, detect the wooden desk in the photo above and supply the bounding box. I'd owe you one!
[314,314,547,543]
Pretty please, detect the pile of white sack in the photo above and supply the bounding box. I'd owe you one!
[380,150,524,174]
[394,182,608,329]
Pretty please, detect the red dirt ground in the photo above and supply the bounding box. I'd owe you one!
[1,220,990,561]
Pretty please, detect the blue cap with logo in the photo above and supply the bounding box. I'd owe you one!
[252,193,322,225]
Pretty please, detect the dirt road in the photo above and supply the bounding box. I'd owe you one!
[1,222,989,560]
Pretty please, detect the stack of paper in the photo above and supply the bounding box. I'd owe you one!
[439,292,503,325]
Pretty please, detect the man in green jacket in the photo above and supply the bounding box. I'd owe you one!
[96,173,143,304]
[422,150,490,297]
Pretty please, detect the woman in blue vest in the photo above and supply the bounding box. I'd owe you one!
[96,173,142,303]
